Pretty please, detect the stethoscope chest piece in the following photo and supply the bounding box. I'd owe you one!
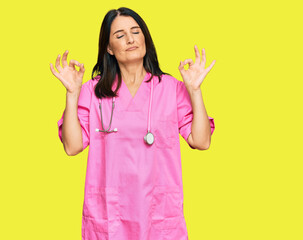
[144,132,154,145]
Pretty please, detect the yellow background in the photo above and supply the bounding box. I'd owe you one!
[1,0,302,239]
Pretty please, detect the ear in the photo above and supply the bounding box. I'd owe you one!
[107,45,114,55]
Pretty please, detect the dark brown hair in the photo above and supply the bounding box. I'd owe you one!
[91,7,171,99]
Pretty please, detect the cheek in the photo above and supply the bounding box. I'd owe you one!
[140,37,146,52]
[112,44,124,56]
[140,36,145,45]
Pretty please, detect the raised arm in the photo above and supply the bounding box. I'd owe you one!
[50,50,85,155]
[178,45,216,150]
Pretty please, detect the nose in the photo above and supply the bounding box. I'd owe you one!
[126,33,134,44]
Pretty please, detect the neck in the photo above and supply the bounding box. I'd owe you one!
[119,61,147,85]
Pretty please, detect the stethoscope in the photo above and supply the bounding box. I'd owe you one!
[95,76,155,145]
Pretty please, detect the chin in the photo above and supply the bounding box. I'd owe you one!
[123,54,145,62]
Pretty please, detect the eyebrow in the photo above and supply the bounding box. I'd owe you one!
[113,26,140,35]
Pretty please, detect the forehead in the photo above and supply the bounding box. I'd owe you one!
[110,16,139,32]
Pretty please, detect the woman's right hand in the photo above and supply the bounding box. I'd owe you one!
[50,50,85,94]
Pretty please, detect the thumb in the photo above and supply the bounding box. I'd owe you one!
[178,60,185,75]
[79,63,85,73]
[77,63,85,79]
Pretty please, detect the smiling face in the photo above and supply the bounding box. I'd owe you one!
[107,15,146,65]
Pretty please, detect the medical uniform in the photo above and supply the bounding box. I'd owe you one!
[57,72,215,240]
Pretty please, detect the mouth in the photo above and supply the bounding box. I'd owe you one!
[126,46,138,51]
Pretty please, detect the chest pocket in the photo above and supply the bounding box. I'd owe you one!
[154,119,178,149]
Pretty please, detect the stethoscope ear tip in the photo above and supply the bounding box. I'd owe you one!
[114,128,118,132]
[95,128,100,132]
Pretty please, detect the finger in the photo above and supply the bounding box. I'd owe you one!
[77,63,85,78]
[201,48,206,68]
[62,50,69,68]
[194,45,201,64]
[55,54,63,73]
[69,59,81,70]
[183,58,194,67]
[79,63,85,74]
[50,63,60,78]
[178,60,186,75]
[205,59,216,74]
[50,63,69,87]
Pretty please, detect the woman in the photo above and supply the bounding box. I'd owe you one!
[50,7,215,240]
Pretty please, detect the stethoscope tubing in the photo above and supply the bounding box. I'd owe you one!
[147,76,153,133]
[96,76,153,136]
[96,97,117,133]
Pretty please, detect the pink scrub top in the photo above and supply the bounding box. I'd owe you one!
[57,72,215,240]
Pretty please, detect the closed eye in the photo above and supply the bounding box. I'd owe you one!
[117,32,140,39]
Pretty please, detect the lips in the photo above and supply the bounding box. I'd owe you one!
[126,46,138,51]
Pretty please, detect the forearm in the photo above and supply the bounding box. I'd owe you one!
[61,91,83,156]
[188,88,211,149]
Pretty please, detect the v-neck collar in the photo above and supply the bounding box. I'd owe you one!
[121,71,148,99]
[115,71,152,112]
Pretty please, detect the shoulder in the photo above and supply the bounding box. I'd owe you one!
[160,74,185,90]
[160,74,183,87]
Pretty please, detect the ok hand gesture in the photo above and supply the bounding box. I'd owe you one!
[178,45,216,91]
[50,50,85,94]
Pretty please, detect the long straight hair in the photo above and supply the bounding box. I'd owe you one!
[91,7,171,99]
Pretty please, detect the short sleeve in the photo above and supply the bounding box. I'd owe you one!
[57,81,92,151]
[176,80,215,149]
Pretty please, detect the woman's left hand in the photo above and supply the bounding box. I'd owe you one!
[178,45,216,91]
